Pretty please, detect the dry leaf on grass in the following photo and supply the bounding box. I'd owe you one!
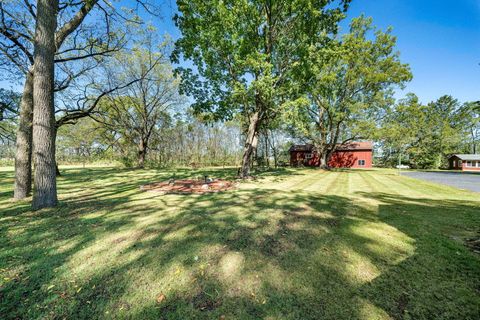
[156,293,166,304]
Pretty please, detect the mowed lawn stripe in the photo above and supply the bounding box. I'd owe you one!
[303,170,338,193]
[357,171,386,195]
[325,171,350,195]
[375,172,427,198]
[284,170,328,191]
[353,171,376,194]
[348,171,380,205]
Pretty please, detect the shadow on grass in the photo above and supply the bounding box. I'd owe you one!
[0,168,479,319]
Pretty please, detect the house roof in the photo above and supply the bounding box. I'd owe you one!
[336,141,373,151]
[289,142,373,152]
[449,154,480,161]
[289,144,314,152]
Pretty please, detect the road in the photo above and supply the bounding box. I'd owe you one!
[400,171,480,193]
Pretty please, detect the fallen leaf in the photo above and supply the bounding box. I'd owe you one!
[156,293,166,304]
[47,284,55,290]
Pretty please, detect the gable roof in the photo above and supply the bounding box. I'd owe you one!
[336,141,373,151]
[289,144,314,152]
[449,154,480,161]
[289,142,373,152]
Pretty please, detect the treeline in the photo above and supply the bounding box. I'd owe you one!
[379,95,479,169]
[55,117,245,168]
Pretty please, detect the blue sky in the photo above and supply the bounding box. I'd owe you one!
[345,0,480,103]
[151,0,480,104]
[2,0,479,104]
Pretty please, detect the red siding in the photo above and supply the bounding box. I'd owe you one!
[290,150,373,168]
[329,150,372,168]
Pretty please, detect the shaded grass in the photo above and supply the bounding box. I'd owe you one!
[0,166,479,319]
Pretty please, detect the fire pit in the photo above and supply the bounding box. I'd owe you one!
[140,178,236,194]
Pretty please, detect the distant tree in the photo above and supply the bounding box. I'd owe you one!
[56,117,105,167]
[286,16,412,168]
[173,0,351,177]
[459,101,480,154]
[381,95,471,168]
[380,94,428,167]
[97,41,183,168]
[0,89,20,142]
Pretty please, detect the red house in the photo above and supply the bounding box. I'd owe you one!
[448,154,480,172]
[289,142,373,168]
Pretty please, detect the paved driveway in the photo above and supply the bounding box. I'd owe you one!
[400,171,480,193]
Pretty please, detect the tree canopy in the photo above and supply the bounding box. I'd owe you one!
[285,16,412,167]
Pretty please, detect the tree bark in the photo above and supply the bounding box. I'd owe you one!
[138,139,146,168]
[317,145,333,169]
[32,0,59,210]
[240,111,260,178]
[319,152,329,169]
[13,69,34,200]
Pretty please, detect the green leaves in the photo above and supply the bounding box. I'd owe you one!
[380,94,475,168]
[174,0,351,125]
[286,15,411,153]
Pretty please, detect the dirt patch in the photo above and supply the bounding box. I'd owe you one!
[140,179,236,194]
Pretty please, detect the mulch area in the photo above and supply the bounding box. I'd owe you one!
[140,179,236,194]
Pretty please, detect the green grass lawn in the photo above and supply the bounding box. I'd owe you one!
[1,167,479,319]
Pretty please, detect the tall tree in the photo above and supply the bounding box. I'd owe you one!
[459,101,480,154]
[379,93,426,166]
[0,0,123,199]
[96,41,182,168]
[0,0,158,205]
[31,0,59,209]
[173,0,351,177]
[286,16,412,168]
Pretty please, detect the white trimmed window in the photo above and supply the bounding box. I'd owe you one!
[466,161,473,167]
[358,160,366,166]
[305,153,312,159]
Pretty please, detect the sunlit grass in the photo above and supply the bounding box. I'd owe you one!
[0,166,479,319]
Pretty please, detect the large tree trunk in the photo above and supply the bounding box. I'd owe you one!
[13,70,34,200]
[32,0,59,210]
[319,153,329,169]
[240,111,260,178]
[138,140,147,168]
[317,146,333,169]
